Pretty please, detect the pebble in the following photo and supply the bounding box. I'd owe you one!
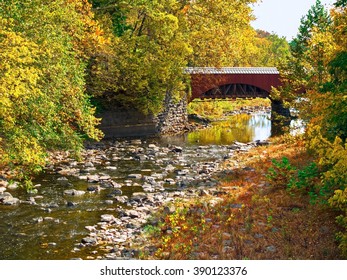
[82,237,98,245]
[101,214,116,223]
[2,137,260,259]
[105,166,118,171]
[64,189,86,196]
[0,193,20,205]
[128,174,142,179]
[0,180,9,188]
[266,245,277,253]
[7,182,20,190]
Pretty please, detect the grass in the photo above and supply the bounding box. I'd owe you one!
[187,98,271,120]
[139,135,343,260]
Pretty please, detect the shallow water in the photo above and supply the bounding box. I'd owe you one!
[0,113,272,260]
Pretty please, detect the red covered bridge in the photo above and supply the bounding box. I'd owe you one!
[185,67,281,101]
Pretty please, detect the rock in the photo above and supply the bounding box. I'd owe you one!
[2,197,20,205]
[100,180,122,189]
[107,189,123,197]
[87,186,100,192]
[20,197,36,205]
[105,200,114,205]
[229,144,241,150]
[255,140,270,146]
[131,192,148,202]
[0,180,9,188]
[100,175,111,181]
[128,174,142,179]
[165,178,176,185]
[171,146,183,153]
[113,238,127,243]
[58,168,79,176]
[67,201,78,207]
[148,144,157,149]
[48,203,59,208]
[82,237,98,245]
[176,169,189,176]
[136,154,149,161]
[105,166,118,171]
[1,192,13,200]
[101,214,116,223]
[126,210,141,218]
[114,196,129,204]
[0,187,7,193]
[7,182,20,190]
[87,175,100,183]
[131,139,142,145]
[85,226,96,232]
[57,177,69,182]
[165,165,175,172]
[266,245,277,253]
[63,189,86,196]
[33,217,44,223]
[57,177,71,186]
[73,190,86,196]
[85,162,94,168]
[142,183,154,191]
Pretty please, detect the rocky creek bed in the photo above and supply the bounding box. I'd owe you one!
[0,137,269,260]
[0,110,274,260]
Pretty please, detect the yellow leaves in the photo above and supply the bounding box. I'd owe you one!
[0,1,104,185]
[187,0,261,67]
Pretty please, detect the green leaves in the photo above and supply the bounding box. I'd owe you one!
[90,0,191,114]
[0,0,104,187]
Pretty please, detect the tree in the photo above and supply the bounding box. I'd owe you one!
[0,0,105,186]
[185,0,258,67]
[289,0,332,88]
[90,0,192,114]
[254,30,291,67]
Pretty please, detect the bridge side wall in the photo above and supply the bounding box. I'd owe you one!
[190,73,281,100]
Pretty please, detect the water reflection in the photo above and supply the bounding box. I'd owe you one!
[187,113,271,145]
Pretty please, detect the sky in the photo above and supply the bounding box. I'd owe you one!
[251,0,336,41]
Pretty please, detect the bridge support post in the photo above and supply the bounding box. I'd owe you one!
[271,99,291,136]
[156,92,189,134]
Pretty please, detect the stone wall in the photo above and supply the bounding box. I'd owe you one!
[98,95,189,138]
[156,94,188,134]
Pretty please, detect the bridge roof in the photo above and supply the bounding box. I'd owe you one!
[185,67,279,75]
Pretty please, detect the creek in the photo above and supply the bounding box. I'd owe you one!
[0,112,274,260]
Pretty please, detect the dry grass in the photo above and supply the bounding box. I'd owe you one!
[142,136,343,260]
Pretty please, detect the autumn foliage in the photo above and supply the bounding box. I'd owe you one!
[0,0,105,184]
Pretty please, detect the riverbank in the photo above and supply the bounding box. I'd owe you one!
[136,136,343,260]
[71,135,343,260]
[1,111,342,260]
[67,139,264,260]
[0,127,267,259]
